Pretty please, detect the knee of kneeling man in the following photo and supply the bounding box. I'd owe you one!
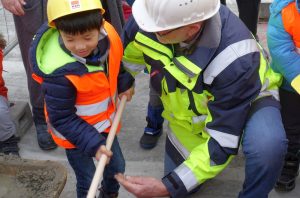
[259,138,287,163]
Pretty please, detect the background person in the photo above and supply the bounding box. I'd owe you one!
[267,0,300,192]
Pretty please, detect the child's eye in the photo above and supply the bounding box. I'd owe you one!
[85,37,91,41]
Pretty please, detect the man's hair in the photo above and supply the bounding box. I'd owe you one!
[0,33,6,50]
[54,9,103,35]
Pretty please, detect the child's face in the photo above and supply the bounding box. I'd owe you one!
[60,29,100,58]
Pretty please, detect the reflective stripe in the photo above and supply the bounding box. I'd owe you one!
[75,98,110,116]
[49,112,116,140]
[173,56,202,78]
[204,39,259,85]
[296,47,300,54]
[258,78,279,100]
[206,128,239,148]
[167,128,190,159]
[192,115,207,123]
[48,124,69,140]
[122,61,146,73]
[94,120,111,133]
[94,112,116,133]
[261,78,269,92]
[258,89,279,101]
[135,32,173,59]
[174,163,199,192]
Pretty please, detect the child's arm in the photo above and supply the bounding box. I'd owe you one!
[43,76,106,156]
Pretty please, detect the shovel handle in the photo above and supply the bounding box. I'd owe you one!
[87,96,127,198]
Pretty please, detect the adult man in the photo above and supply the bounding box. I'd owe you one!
[116,0,287,197]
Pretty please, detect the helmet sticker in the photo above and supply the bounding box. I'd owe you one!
[69,0,81,10]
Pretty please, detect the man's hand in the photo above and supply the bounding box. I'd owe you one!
[119,86,134,101]
[1,0,26,16]
[95,145,113,162]
[115,173,169,198]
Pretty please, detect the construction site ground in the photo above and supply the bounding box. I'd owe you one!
[1,1,300,197]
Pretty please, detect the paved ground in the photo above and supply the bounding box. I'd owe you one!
[1,1,300,198]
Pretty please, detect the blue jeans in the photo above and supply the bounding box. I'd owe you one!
[164,106,287,197]
[66,136,125,198]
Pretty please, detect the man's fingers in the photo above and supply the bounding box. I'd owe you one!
[5,0,25,15]
[19,0,26,5]
[115,173,129,184]
[115,174,138,192]
[115,174,137,185]
[14,2,25,15]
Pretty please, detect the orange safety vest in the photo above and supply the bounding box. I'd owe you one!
[34,22,123,149]
[282,2,300,54]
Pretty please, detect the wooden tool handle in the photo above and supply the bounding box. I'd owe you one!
[87,96,127,198]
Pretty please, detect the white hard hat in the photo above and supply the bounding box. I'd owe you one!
[132,0,220,32]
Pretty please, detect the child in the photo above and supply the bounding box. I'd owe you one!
[0,33,19,156]
[30,0,134,197]
[267,0,300,192]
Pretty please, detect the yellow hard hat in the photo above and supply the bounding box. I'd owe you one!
[47,0,105,27]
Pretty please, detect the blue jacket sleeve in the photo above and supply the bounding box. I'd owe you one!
[206,52,261,163]
[42,76,106,156]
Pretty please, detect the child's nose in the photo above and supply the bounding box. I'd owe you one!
[76,43,86,50]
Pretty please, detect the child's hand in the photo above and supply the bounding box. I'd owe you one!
[95,145,113,163]
[119,86,134,101]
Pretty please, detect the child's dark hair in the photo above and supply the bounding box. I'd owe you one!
[54,9,103,35]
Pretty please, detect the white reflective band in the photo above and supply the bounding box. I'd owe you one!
[75,98,110,116]
[296,47,300,54]
[93,112,116,133]
[122,61,146,72]
[49,112,116,140]
[258,89,279,101]
[206,128,239,148]
[192,115,207,123]
[48,124,68,140]
[174,163,199,192]
[204,39,259,85]
[167,128,190,159]
[261,78,269,92]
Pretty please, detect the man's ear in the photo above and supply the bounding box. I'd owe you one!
[187,22,203,36]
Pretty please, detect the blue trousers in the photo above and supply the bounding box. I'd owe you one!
[66,137,125,198]
[165,106,287,197]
